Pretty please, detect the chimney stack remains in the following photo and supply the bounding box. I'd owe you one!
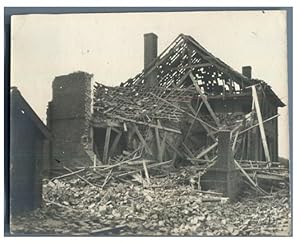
[144,33,158,87]
[242,66,252,79]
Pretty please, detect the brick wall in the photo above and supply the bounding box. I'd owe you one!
[48,71,93,169]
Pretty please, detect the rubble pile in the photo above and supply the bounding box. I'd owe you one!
[10,170,290,236]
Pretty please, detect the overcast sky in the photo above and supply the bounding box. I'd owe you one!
[11,10,289,157]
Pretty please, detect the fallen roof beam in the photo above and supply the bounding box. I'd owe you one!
[110,115,182,134]
[189,72,221,127]
[187,103,216,141]
[150,92,218,131]
[182,142,195,158]
[196,142,218,159]
[154,122,162,162]
[103,127,112,164]
[133,124,152,155]
[184,101,203,142]
[239,114,279,135]
[233,159,268,195]
[165,139,184,158]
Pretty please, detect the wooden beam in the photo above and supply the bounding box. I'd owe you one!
[233,160,268,195]
[123,122,128,132]
[143,160,150,184]
[154,122,162,162]
[187,102,216,141]
[89,125,94,151]
[111,127,121,134]
[160,131,167,162]
[116,159,173,178]
[93,154,97,171]
[189,72,221,127]
[133,124,152,155]
[103,127,112,163]
[111,115,182,134]
[251,86,271,162]
[232,131,239,152]
[50,168,86,181]
[240,135,246,160]
[93,141,101,162]
[150,92,218,131]
[174,70,192,87]
[239,114,279,135]
[196,142,218,159]
[164,63,212,73]
[109,131,122,157]
[166,139,184,158]
[90,117,121,128]
[93,156,141,174]
[63,167,95,187]
[186,37,249,83]
[182,142,194,158]
[184,101,203,142]
[246,131,251,159]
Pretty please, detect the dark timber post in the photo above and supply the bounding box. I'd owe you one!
[103,127,112,164]
[201,130,241,200]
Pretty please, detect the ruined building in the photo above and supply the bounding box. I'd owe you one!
[10,87,51,214]
[46,33,285,198]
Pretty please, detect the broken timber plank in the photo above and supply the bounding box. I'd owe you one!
[103,127,112,164]
[116,160,173,177]
[160,131,167,162]
[50,168,86,181]
[95,156,140,174]
[233,160,268,195]
[189,72,221,127]
[112,115,181,134]
[251,86,271,162]
[127,159,155,165]
[101,169,113,188]
[150,92,217,131]
[239,114,279,135]
[93,142,102,164]
[143,160,151,184]
[63,167,95,187]
[187,103,216,141]
[133,124,152,155]
[90,225,127,235]
[196,142,218,159]
[93,154,97,171]
[154,121,162,162]
[173,69,192,87]
[109,130,122,157]
[123,122,128,132]
[182,142,195,158]
[232,130,239,151]
[166,139,184,158]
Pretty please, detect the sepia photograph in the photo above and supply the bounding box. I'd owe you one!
[7,8,291,236]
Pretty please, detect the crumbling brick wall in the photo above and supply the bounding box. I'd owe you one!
[47,71,93,170]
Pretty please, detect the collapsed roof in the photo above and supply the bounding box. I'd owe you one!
[87,34,288,198]
[92,34,284,127]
